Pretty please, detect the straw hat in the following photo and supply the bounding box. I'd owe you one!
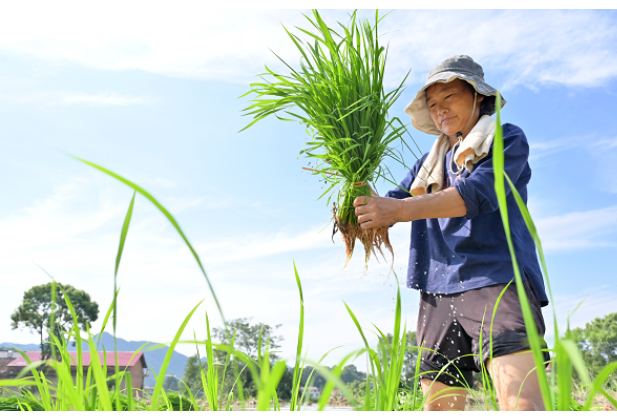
[404,55,506,136]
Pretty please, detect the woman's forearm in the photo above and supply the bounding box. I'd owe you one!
[354,187,467,229]
[397,187,467,222]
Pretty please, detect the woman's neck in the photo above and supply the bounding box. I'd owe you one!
[446,115,480,150]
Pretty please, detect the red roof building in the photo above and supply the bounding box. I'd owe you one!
[1,351,149,397]
[7,351,146,368]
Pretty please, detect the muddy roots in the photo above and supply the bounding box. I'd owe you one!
[333,204,394,269]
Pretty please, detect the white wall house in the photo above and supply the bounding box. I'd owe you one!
[300,386,321,399]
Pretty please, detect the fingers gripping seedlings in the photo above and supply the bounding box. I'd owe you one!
[334,185,394,268]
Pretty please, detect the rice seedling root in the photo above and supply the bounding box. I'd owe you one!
[332,183,393,269]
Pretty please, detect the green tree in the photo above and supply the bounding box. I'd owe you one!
[300,366,330,390]
[181,354,206,397]
[385,331,419,389]
[276,367,295,401]
[300,364,367,401]
[339,364,367,384]
[163,375,180,392]
[10,282,99,360]
[212,318,284,399]
[348,380,368,400]
[571,312,617,376]
[213,318,282,360]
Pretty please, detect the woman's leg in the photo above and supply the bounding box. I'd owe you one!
[416,290,475,411]
[420,378,468,411]
[485,350,545,411]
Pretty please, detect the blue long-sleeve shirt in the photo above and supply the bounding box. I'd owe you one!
[385,123,548,306]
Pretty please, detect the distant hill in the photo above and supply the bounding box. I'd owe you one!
[0,342,40,351]
[0,332,203,387]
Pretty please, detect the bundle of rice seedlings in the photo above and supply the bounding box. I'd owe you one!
[241,10,413,267]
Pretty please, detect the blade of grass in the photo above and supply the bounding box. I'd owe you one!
[72,156,225,323]
[492,93,552,410]
[85,331,112,411]
[315,351,359,411]
[583,361,617,410]
[150,299,204,409]
[555,341,573,411]
[289,261,305,411]
[111,191,136,411]
[96,288,120,349]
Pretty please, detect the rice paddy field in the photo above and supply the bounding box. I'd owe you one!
[1,9,616,413]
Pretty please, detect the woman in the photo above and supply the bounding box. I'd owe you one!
[353,55,550,411]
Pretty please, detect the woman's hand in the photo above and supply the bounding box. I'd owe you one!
[354,188,467,228]
[353,196,403,229]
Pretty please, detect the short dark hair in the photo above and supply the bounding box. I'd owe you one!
[463,81,495,117]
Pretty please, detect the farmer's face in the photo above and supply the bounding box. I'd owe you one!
[425,79,484,138]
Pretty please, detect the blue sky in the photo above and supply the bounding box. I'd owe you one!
[1,6,617,369]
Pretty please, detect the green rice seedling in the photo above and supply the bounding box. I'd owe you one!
[179,263,356,411]
[152,392,196,411]
[296,346,344,409]
[0,386,47,412]
[478,307,498,410]
[110,191,135,411]
[288,261,306,411]
[344,283,418,410]
[201,342,286,411]
[192,314,236,411]
[241,10,417,267]
[181,327,288,410]
[146,301,204,410]
[315,352,359,411]
[255,328,286,411]
[407,348,479,411]
[485,281,513,409]
[108,391,148,411]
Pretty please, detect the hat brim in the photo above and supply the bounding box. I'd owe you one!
[404,72,506,136]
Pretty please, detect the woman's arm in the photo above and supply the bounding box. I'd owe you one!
[354,186,466,229]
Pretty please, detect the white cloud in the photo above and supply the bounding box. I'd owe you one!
[535,205,617,250]
[594,138,617,150]
[0,4,315,84]
[0,90,151,106]
[63,92,151,106]
[380,10,617,89]
[543,284,617,344]
[0,6,615,89]
[528,136,584,162]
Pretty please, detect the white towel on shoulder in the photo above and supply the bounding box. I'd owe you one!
[410,115,496,196]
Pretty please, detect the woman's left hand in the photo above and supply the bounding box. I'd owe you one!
[353,196,402,229]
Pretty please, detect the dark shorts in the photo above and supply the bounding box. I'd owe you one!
[416,277,550,388]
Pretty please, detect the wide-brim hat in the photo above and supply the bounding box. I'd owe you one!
[404,55,506,136]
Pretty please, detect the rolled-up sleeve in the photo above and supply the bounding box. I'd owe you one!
[453,124,530,220]
[385,153,428,199]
